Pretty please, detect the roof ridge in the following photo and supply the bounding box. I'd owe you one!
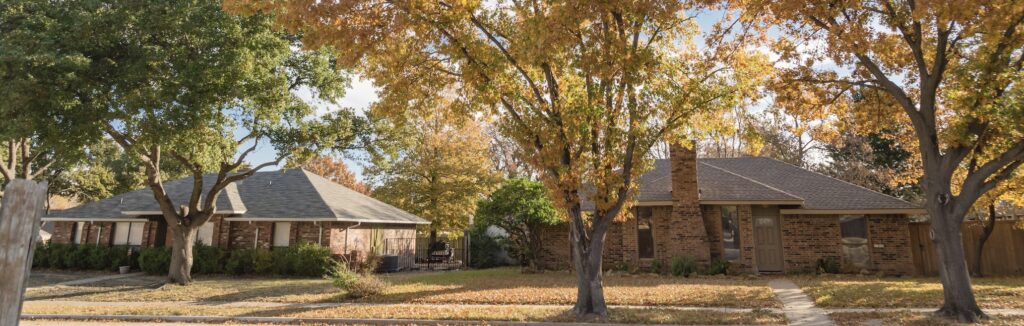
[751,156,917,206]
[698,160,805,201]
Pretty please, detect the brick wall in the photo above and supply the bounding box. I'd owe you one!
[536,222,571,270]
[228,221,274,250]
[50,221,116,246]
[867,215,915,275]
[781,214,844,273]
[778,214,914,275]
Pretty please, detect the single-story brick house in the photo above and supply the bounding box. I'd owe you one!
[44,169,429,269]
[538,146,924,275]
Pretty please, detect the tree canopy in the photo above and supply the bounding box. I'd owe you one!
[367,113,501,233]
[13,0,361,285]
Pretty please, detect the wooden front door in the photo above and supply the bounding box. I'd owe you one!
[753,206,784,272]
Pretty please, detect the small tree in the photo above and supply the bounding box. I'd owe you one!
[476,178,561,272]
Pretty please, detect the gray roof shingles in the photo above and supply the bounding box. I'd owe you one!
[46,169,430,225]
[585,157,916,211]
[699,157,917,210]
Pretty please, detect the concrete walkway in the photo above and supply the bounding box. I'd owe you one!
[768,279,834,326]
[28,272,146,291]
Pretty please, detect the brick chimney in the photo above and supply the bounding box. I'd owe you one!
[668,142,711,264]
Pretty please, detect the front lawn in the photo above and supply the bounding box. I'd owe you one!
[829,312,1024,326]
[21,302,785,325]
[794,275,1024,309]
[26,267,779,308]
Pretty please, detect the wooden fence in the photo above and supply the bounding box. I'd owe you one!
[910,220,1024,276]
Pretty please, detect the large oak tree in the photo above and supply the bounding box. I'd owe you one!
[30,0,360,284]
[228,0,762,316]
[747,0,1024,321]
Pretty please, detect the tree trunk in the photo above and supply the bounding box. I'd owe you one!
[167,225,198,285]
[973,203,998,278]
[931,209,986,322]
[569,210,610,318]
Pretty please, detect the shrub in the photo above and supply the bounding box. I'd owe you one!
[192,243,224,274]
[107,246,136,271]
[650,259,664,274]
[85,245,112,270]
[32,242,50,268]
[46,243,70,268]
[671,256,696,277]
[252,249,275,275]
[331,265,388,299]
[225,249,257,275]
[706,259,730,275]
[291,243,335,277]
[63,245,90,269]
[138,247,172,275]
[355,252,382,275]
[468,226,505,269]
[816,256,841,274]
[271,248,298,275]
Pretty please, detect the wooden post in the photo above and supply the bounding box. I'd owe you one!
[0,180,48,326]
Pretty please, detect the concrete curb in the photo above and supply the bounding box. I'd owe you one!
[824,308,1024,316]
[23,300,783,314]
[21,314,771,326]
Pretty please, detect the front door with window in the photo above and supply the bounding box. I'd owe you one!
[753,206,784,272]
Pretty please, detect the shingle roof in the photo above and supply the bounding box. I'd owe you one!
[46,169,430,225]
[699,157,917,210]
[584,157,917,211]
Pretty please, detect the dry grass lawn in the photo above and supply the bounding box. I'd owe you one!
[21,302,785,325]
[830,312,1024,326]
[26,268,779,308]
[793,275,1024,309]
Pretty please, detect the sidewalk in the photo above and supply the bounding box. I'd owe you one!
[768,279,834,326]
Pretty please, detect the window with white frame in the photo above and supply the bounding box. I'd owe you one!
[272,222,291,247]
[113,222,146,246]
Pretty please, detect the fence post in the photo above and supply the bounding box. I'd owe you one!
[0,180,49,326]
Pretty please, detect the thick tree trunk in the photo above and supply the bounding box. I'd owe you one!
[569,210,610,317]
[973,204,998,278]
[167,225,198,285]
[931,209,986,322]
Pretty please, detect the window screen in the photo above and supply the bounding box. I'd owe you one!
[72,222,85,244]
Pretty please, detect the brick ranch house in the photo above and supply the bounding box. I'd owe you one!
[44,169,430,269]
[538,146,924,275]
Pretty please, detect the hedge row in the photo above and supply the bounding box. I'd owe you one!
[33,243,137,271]
[137,242,337,277]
